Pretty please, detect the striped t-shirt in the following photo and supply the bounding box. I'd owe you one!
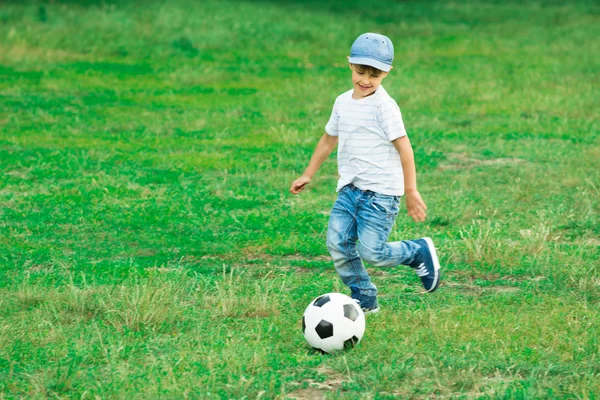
[325,86,407,196]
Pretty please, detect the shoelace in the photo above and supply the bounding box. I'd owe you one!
[414,263,429,277]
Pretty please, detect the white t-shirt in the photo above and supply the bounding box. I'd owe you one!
[325,86,407,196]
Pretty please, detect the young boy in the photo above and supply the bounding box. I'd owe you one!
[290,32,441,313]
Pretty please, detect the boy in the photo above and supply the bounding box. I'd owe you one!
[290,33,441,313]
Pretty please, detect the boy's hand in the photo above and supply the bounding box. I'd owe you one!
[405,190,427,222]
[290,176,311,194]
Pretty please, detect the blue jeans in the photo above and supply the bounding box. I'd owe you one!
[326,184,422,298]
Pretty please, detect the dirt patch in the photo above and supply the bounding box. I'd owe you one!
[144,267,178,273]
[286,366,348,400]
[0,44,86,63]
[439,153,527,171]
[285,387,327,400]
[182,253,332,264]
[367,268,396,277]
[577,238,600,247]
[27,264,53,273]
[4,169,31,179]
[444,282,520,293]
[443,271,534,293]
[283,255,331,262]
[278,265,317,274]
[447,270,545,283]
[245,253,331,263]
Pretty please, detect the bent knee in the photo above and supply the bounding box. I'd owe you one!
[357,243,387,266]
[327,236,350,257]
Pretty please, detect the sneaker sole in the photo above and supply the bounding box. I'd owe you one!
[423,237,440,292]
[353,298,380,315]
[363,307,380,315]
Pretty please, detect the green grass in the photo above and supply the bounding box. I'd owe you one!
[0,0,599,398]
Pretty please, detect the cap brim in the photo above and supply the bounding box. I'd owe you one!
[348,57,392,72]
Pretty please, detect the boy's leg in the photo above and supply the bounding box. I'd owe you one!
[356,192,441,292]
[327,186,379,311]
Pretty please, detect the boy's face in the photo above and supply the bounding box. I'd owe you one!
[349,63,389,99]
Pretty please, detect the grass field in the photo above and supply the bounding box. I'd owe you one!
[1,0,599,398]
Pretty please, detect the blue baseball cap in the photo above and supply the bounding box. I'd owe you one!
[348,32,394,72]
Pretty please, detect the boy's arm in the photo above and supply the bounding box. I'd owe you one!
[392,136,428,222]
[290,133,338,194]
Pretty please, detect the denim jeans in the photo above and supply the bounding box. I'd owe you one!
[326,184,422,298]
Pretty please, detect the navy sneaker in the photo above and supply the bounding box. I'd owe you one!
[352,296,380,314]
[409,237,441,292]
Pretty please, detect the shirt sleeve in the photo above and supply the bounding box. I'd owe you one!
[377,100,407,141]
[324,101,339,137]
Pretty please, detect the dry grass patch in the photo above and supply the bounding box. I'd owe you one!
[4,269,198,331]
[205,266,285,318]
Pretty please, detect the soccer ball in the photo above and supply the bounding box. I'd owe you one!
[302,292,366,354]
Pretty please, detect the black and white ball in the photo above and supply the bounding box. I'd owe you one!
[302,292,366,354]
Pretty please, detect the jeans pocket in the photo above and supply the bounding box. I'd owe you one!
[371,200,387,213]
[371,195,399,216]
